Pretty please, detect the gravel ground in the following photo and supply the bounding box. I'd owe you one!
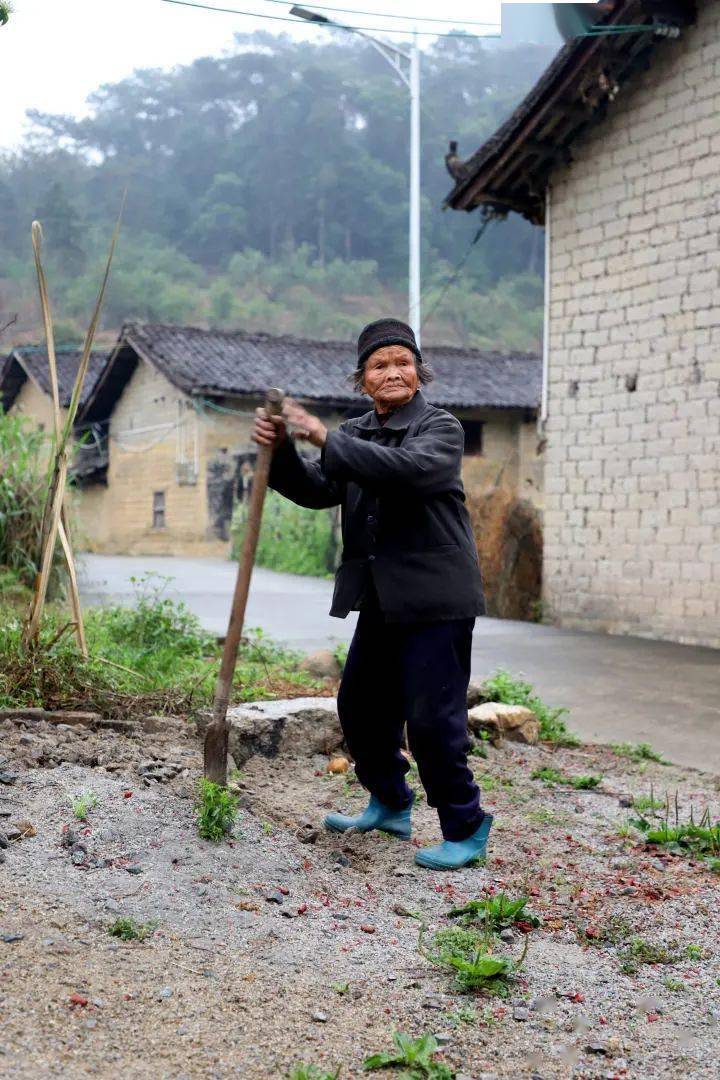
[1,713,719,1079]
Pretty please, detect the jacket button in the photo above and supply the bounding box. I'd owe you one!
[368,555,375,562]
[367,515,376,523]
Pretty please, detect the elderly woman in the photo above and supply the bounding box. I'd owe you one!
[252,318,491,870]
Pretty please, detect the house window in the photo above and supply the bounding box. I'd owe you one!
[460,420,484,456]
[152,491,166,529]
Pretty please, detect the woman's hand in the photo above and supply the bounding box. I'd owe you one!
[253,407,287,449]
[282,399,328,449]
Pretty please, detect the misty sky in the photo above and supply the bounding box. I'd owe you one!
[2,0,507,151]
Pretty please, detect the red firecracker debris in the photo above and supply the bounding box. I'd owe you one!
[69,994,89,1008]
[360,924,376,934]
[123,791,133,799]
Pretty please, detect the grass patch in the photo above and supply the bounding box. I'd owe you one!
[196,778,239,841]
[619,937,681,975]
[448,892,540,933]
[478,668,578,744]
[531,767,602,790]
[611,742,668,765]
[108,917,157,941]
[631,800,720,863]
[0,574,321,719]
[363,1031,453,1078]
[70,791,98,820]
[420,925,524,997]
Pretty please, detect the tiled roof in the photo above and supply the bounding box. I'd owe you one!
[123,322,540,411]
[2,347,110,411]
[445,0,696,222]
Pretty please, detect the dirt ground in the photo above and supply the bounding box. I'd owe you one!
[1,712,719,1079]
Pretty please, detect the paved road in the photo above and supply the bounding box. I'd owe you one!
[78,554,720,773]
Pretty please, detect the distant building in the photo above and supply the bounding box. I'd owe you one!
[3,323,542,556]
[444,1,719,647]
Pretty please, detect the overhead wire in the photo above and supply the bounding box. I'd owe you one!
[420,215,494,333]
[159,0,500,40]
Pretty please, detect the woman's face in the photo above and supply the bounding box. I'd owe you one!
[361,345,419,410]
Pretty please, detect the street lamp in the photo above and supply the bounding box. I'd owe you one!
[290,6,421,344]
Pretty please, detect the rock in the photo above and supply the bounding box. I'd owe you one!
[586,1040,609,1055]
[296,823,319,844]
[327,756,350,774]
[12,820,36,839]
[513,1007,530,1022]
[311,1010,328,1023]
[500,928,515,942]
[156,987,173,1000]
[265,891,284,905]
[360,924,375,934]
[140,715,166,734]
[5,828,21,842]
[618,794,634,808]
[392,903,415,918]
[467,702,540,744]
[466,679,486,709]
[223,698,343,766]
[0,834,8,849]
[434,1033,452,1045]
[610,857,631,870]
[299,650,342,679]
[0,773,18,786]
[332,853,349,867]
[1,934,24,943]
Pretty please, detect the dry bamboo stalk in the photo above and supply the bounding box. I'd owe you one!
[58,511,87,657]
[24,203,123,652]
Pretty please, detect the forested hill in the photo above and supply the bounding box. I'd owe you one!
[0,32,554,350]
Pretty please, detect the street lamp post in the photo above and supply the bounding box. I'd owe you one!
[291,7,421,345]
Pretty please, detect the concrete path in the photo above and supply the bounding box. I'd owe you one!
[78,554,720,773]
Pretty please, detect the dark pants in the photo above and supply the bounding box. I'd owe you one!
[337,606,483,842]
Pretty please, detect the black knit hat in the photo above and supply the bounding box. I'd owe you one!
[357,318,422,369]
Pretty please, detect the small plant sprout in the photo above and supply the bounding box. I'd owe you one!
[107,917,157,941]
[70,791,99,820]
[289,1066,341,1080]
[630,797,720,864]
[363,1031,453,1078]
[196,778,239,841]
[331,981,350,995]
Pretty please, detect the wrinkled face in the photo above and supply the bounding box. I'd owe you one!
[361,344,419,410]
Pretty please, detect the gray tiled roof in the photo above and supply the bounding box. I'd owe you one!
[124,322,540,411]
[5,347,109,409]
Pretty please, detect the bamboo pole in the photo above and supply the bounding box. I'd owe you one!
[23,205,122,653]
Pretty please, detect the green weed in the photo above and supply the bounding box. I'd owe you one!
[448,892,540,932]
[631,800,720,862]
[611,742,668,765]
[331,981,349,995]
[107,917,157,942]
[0,574,319,717]
[196,778,238,841]
[531,767,601,790]
[70,791,98,820]
[663,977,686,992]
[478,668,578,744]
[619,937,681,975]
[363,1031,453,1078]
[289,1066,341,1080]
[421,925,524,996]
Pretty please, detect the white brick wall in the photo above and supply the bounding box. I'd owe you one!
[544,0,720,647]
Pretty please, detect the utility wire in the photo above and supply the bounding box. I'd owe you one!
[192,0,499,27]
[159,0,500,39]
[420,216,494,332]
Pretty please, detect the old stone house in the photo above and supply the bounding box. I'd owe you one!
[0,346,108,453]
[446,0,719,648]
[64,322,542,556]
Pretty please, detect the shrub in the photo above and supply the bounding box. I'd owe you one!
[231,490,337,578]
[480,668,578,744]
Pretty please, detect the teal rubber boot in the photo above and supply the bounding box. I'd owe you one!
[324,794,412,840]
[414,813,493,870]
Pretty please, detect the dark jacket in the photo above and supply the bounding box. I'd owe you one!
[268,389,485,622]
